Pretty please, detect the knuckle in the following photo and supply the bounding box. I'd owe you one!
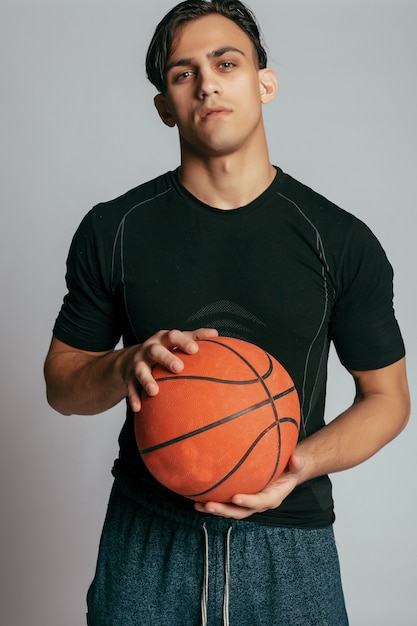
[145,342,159,360]
[167,328,180,343]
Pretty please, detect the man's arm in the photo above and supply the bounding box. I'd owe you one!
[44,328,219,416]
[195,357,410,519]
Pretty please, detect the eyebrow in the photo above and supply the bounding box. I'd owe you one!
[166,47,246,73]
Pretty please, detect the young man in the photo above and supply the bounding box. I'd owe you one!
[44,1,410,624]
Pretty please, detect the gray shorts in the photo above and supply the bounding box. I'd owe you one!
[87,477,348,626]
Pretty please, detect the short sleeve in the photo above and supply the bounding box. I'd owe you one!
[330,217,405,371]
[53,208,122,351]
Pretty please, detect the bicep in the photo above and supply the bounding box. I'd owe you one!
[349,357,410,426]
[45,336,109,359]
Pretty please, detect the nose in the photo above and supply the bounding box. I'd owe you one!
[197,67,221,99]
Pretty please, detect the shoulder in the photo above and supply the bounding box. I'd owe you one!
[85,170,174,229]
[66,171,175,262]
[276,168,383,253]
[277,170,353,229]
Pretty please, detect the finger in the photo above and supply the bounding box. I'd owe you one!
[127,380,144,413]
[144,339,186,374]
[194,501,256,520]
[145,328,219,372]
[135,330,199,395]
[231,492,271,512]
[135,328,220,403]
[191,328,219,340]
[232,470,300,512]
[165,328,217,355]
[133,359,161,398]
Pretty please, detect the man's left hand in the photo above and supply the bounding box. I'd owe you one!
[194,453,305,520]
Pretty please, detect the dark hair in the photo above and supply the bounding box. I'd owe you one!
[146,0,268,93]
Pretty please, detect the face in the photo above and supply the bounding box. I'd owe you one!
[154,14,277,159]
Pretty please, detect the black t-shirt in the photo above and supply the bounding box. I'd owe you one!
[53,167,405,527]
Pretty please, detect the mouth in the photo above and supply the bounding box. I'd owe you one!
[200,106,230,121]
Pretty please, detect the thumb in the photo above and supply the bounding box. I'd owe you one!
[286,451,305,475]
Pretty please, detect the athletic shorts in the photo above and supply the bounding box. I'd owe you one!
[86,476,348,626]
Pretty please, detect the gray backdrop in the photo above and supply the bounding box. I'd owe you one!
[1,0,416,624]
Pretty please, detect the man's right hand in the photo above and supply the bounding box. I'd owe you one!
[44,328,218,416]
[120,328,219,412]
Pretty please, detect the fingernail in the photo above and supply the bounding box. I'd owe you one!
[146,383,158,395]
[171,361,182,373]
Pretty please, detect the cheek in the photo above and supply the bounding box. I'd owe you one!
[164,91,190,119]
[167,104,189,129]
[231,74,262,105]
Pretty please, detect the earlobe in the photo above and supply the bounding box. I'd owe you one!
[154,94,176,128]
[259,68,278,104]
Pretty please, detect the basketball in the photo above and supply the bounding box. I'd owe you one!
[134,337,300,503]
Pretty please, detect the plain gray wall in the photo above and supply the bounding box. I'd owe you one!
[1,1,416,624]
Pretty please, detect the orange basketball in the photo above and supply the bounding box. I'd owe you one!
[134,337,300,503]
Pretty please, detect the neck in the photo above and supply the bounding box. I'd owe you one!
[178,151,276,210]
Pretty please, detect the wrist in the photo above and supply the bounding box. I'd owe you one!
[113,345,139,393]
[291,444,317,486]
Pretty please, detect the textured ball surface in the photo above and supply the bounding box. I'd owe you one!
[135,337,300,502]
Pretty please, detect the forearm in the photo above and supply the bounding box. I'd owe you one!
[197,359,410,520]
[44,347,133,416]
[296,374,410,484]
[44,328,220,417]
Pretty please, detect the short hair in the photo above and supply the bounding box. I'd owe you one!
[146,0,268,93]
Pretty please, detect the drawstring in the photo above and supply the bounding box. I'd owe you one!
[222,526,232,626]
[200,523,233,626]
[201,523,209,626]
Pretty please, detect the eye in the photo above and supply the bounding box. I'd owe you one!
[219,61,236,70]
[175,70,195,83]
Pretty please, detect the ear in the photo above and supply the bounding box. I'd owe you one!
[258,68,278,104]
[154,93,176,128]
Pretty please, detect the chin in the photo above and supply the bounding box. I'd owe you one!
[199,138,245,158]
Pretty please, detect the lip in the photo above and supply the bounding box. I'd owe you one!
[200,106,231,120]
